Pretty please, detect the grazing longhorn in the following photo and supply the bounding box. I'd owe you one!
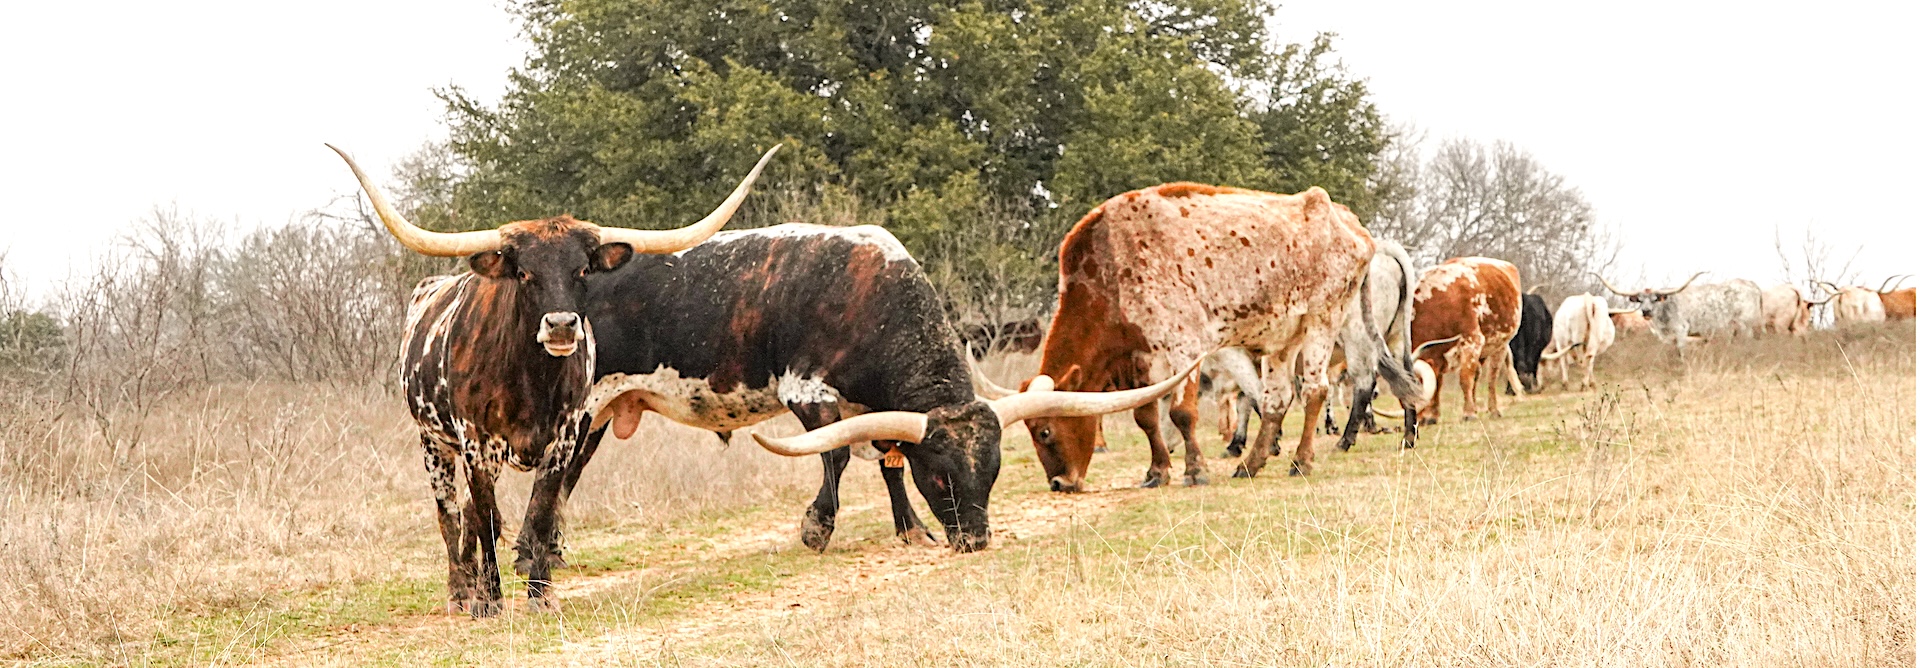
[1818,280,1888,326]
[1536,295,1635,390]
[1405,257,1524,424]
[1600,273,1764,347]
[329,143,778,616]
[1323,239,1435,451]
[513,224,1194,585]
[1507,292,1554,392]
[999,182,1413,488]
[1760,283,1834,336]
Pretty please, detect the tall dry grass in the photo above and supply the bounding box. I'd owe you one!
[692,325,1917,666]
[0,381,818,661]
[0,209,819,661]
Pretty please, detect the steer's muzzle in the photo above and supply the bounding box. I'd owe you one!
[951,529,991,553]
[537,312,581,357]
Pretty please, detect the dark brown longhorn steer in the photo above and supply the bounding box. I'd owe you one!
[997,182,1413,490]
[330,144,778,617]
[508,224,1197,601]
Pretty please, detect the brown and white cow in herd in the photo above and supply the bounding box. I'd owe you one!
[996,182,1416,490]
[1406,257,1524,424]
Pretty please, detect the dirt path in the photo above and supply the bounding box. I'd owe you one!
[537,483,1136,664]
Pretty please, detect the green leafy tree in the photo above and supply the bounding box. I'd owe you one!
[440,0,1388,333]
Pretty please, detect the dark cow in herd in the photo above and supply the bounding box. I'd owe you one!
[1507,293,1553,393]
[999,182,1417,489]
[561,223,1188,561]
[339,144,1188,614]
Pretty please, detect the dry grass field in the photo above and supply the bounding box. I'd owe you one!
[3,324,1912,666]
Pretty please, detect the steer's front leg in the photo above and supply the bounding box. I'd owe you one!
[517,415,593,612]
[791,402,851,552]
[423,435,473,615]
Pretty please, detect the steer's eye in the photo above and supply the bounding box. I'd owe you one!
[517,269,533,282]
[575,267,587,279]
[1035,427,1052,441]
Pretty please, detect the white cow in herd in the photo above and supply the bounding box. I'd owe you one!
[1536,295,1636,390]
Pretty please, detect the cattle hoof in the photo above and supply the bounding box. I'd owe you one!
[1287,461,1311,477]
[1461,414,1477,422]
[1220,446,1243,459]
[446,599,472,616]
[1335,438,1356,452]
[1183,472,1209,486]
[1093,446,1110,454]
[1231,465,1255,479]
[468,598,503,619]
[900,526,940,547]
[1139,471,1170,488]
[801,510,836,553]
[527,594,562,614]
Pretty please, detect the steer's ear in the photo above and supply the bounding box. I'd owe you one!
[469,250,515,279]
[592,243,635,272]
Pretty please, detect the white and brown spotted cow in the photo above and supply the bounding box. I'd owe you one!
[331,144,777,616]
[1407,257,1524,424]
[1004,182,1416,490]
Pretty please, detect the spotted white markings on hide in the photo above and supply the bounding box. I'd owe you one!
[776,371,837,405]
[680,223,917,265]
[1414,262,1476,302]
[586,365,794,435]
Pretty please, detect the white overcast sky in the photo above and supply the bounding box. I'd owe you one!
[2,0,1914,298]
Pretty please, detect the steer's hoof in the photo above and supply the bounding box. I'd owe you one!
[468,598,503,619]
[1139,470,1170,489]
[900,526,940,547]
[1093,445,1110,454]
[1221,445,1243,459]
[1183,472,1209,487]
[1461,414,1477,422]
[527,594,562,614]
[1231,465,1255,479]
[1287,461,1311,477]
[800,512,836,553]
[1401,437,1417,450]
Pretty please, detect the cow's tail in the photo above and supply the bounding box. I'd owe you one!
[1370,241,1421,403]
[1361,268,1420,404]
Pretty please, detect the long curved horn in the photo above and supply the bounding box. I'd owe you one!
[987,356,1206,427]
[968,355,1019,400]
[750,412,926,457]
[1592,272,1636,297]
[1817,281,1844,297]
[1412,335,1462,358]
[597,145,781,253]
[1807,290,1838,306]
[1652,271,1707,297]
[1877,275,1911,293]
[1539,345,1571,361]
[327,144,502,257]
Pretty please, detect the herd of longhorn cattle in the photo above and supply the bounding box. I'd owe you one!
[327,144,1912,616]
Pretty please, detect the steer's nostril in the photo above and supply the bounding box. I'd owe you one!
[543,313,580,329]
